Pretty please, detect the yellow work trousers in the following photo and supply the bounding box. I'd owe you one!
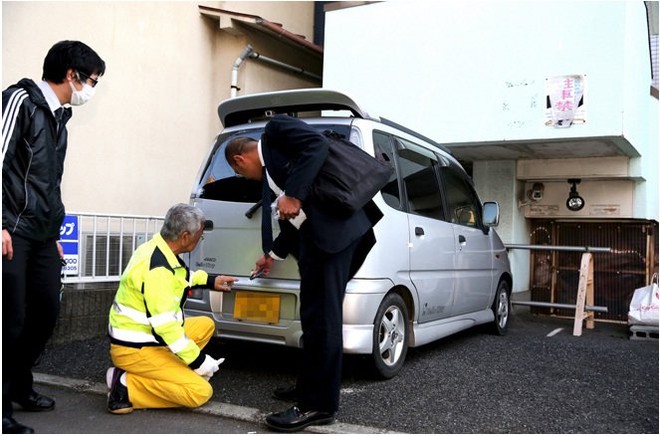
[109,316,216,409]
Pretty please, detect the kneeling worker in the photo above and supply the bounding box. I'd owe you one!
[106,203,236,414]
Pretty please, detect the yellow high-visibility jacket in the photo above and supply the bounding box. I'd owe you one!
[108,233,217,369]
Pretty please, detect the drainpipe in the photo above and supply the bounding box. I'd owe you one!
[230,44,322,98]
[231,45,254,98]
[248,51,322,82]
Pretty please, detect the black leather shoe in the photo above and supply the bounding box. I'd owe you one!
[265,406,335,432]
[272,385,298,402]
[107,367,133,414]
[2,417,35,434]
[13,391,55,412]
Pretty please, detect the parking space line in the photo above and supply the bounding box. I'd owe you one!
[34,373,399,434]
[547,328,564,337]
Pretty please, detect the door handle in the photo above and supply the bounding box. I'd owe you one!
[415,226,425,236]
[458,235,466,244]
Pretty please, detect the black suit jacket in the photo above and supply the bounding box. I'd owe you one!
[262,115,382,273]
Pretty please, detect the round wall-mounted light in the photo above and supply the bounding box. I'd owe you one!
[566,194,585,211]
[566,179,585,212]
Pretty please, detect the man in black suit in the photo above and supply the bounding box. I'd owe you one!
[226,115,381,432]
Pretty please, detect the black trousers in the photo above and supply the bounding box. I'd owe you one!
[2,234,61,418]
[295,236,360,413]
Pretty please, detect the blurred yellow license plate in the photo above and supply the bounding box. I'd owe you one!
[233,292,280,324]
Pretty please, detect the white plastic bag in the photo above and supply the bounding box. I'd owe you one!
[628,274,659,326]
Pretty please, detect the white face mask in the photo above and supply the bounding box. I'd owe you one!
[69,80,95,106]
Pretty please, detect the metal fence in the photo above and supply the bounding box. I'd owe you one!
[61,212,164,284]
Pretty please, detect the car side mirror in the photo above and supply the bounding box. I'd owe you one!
[482,201,500,227]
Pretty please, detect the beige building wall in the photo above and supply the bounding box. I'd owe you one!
[2,1,317,216]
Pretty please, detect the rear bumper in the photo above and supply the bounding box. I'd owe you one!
[186,307,304,347]
[185,278,394,354]
[342,323,374,354]
[189,306,375,354]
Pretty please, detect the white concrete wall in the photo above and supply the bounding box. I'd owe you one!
[621,2,660,221]
[324,1,640,140]
[323,1,657,217]
[473,160,531,293]
[2,1,315,216]
[323,0,658,292]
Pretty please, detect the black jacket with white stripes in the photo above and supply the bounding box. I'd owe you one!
[2,78,73,241]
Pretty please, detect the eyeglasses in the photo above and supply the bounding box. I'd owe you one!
[77,71,99,88]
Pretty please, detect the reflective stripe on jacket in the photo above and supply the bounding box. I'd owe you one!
[108,233,215,368]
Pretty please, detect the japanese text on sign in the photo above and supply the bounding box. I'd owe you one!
[59,215,79,275]
[545,75,586,128]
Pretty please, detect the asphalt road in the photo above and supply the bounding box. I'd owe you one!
[32,309,659,434]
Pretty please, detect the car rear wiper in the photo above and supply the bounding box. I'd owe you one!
[245,200,263,219]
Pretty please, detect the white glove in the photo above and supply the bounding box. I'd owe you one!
[193,354,225,381]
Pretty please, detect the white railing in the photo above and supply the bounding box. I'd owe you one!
[61,212,164,284]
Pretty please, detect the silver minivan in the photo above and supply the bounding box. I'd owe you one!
[185,89,512,378]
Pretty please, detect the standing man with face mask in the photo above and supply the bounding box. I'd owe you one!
[2,40,106,434]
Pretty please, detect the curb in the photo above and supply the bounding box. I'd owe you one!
[34,373,399,434]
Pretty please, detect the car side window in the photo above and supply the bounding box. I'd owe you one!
[395,138,445,220]
[440,165,481,228]
[373,131,402,210]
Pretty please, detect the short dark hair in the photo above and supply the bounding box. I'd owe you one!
[42,40,106,83]
[225,137,257,164]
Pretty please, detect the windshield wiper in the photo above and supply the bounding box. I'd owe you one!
[245,200,262,219]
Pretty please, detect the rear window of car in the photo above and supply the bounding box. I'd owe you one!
[196,123,351,203]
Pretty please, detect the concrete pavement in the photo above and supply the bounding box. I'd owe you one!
[13,374,395,434]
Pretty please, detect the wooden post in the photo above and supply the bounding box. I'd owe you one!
[573,252,595,336]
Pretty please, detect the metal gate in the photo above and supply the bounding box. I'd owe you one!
[529,219,658,322]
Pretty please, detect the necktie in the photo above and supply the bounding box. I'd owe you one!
[261,168,274,254]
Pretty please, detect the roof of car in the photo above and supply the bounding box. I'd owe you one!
[217,88,376,127]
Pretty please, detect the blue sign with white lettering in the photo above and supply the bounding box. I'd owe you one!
[59,215,79,275]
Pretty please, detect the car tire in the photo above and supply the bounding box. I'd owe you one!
[491,280,511,335]
[372,292,409,379]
